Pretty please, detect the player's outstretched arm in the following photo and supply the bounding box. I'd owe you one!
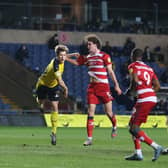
[67,52,80,58]
[66,53,80,65]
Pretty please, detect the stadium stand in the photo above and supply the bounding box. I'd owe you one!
[0,42,167,114]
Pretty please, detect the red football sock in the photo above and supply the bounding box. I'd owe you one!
[136,130,153,145]
[133,136,141,149]
[87,117,94,138]
[109,115,117,128]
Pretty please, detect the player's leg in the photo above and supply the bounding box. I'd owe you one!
[133,103,163,161]
[125,115,143,161]
[125,125,143,160]
[36,85,59,145]
[38,99,58,145]
[36,85,48,111]
[125,103,163,161]
[48,86,60,145]
[104,101,117,138]
[130,124,163,161]
[84,85,98,146]
[50,101,59,145]
[99,84,117,138]
[133,136,143,159]
[83,103,96,146]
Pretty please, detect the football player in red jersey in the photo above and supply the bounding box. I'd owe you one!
[66,34,122,146]
[125,48,163,161]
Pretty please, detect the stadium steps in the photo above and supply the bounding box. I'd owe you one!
[0,94,21,110]
[0,52,38,109]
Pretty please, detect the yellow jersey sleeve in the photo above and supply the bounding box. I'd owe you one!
[36,59,64,88]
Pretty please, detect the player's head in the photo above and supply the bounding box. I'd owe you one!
[84,34,102,53]
[55,45,69,63]
[131,48,143,62]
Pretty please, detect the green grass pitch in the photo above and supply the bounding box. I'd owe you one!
[0,126,167,168]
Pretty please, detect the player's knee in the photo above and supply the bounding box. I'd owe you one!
[129,128,134,135]
[129,127,140,136]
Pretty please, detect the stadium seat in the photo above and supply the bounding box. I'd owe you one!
[1,42,166,114]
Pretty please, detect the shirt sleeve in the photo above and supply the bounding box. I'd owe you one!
[128,63,135,74]
[77,55,86,65]
[103,53,112,66]
[153,72,158,80]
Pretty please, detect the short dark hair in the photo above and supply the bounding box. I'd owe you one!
[84,34,102,49]
[131,48,143,60]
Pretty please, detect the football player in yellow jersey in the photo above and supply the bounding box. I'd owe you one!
[35,44,69,145]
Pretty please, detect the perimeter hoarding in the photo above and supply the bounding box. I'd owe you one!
[44,114,167,128]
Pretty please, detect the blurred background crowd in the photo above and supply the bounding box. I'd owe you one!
[0,0,168,118]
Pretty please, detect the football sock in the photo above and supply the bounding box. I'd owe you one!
[87,116,94,139]
[133,136,141,149]
[110,115,117,128]
[136,130,153,145]
[51,111,58,135]
[150,142,160,149]
[88,137,92,141]
[133,136,143,157]
[136,149,143,158]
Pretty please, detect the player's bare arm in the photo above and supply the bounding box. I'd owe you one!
[57,76,68,98]
[66,55,79,65]
[132,72,138,89]
[67,52,80,58]
[152,78,160,92]
[106,64,122,95]
[125,70,137,97]
[66,52,80,65]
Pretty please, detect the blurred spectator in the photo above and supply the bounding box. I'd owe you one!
[111,17,122,32]
[158,54,165,63]
[15,44,29,66]
[123,37,135,56]
[156,99,165,111]
[142,46,155,62]
[120,61,130,89]
[160,68,168,84]
[153,46,161,61]
[102,41,112,56]
[79,40,89,55]
[111,47,121,57]
[47,33,59,50]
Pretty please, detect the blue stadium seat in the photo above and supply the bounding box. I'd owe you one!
[120,56,129,64]
[1,43,166,114]
[0,97,12,110]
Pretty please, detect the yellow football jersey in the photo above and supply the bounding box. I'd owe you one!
[36,58,64,88]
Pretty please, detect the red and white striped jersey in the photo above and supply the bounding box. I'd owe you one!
[128,61,158,103]
[77,51,112,83]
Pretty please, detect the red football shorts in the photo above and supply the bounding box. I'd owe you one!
[87,83,113,104]
[129,102,156,126]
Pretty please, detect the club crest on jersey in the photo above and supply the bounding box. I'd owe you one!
[107,57,111,63]
[129,68,133,73]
